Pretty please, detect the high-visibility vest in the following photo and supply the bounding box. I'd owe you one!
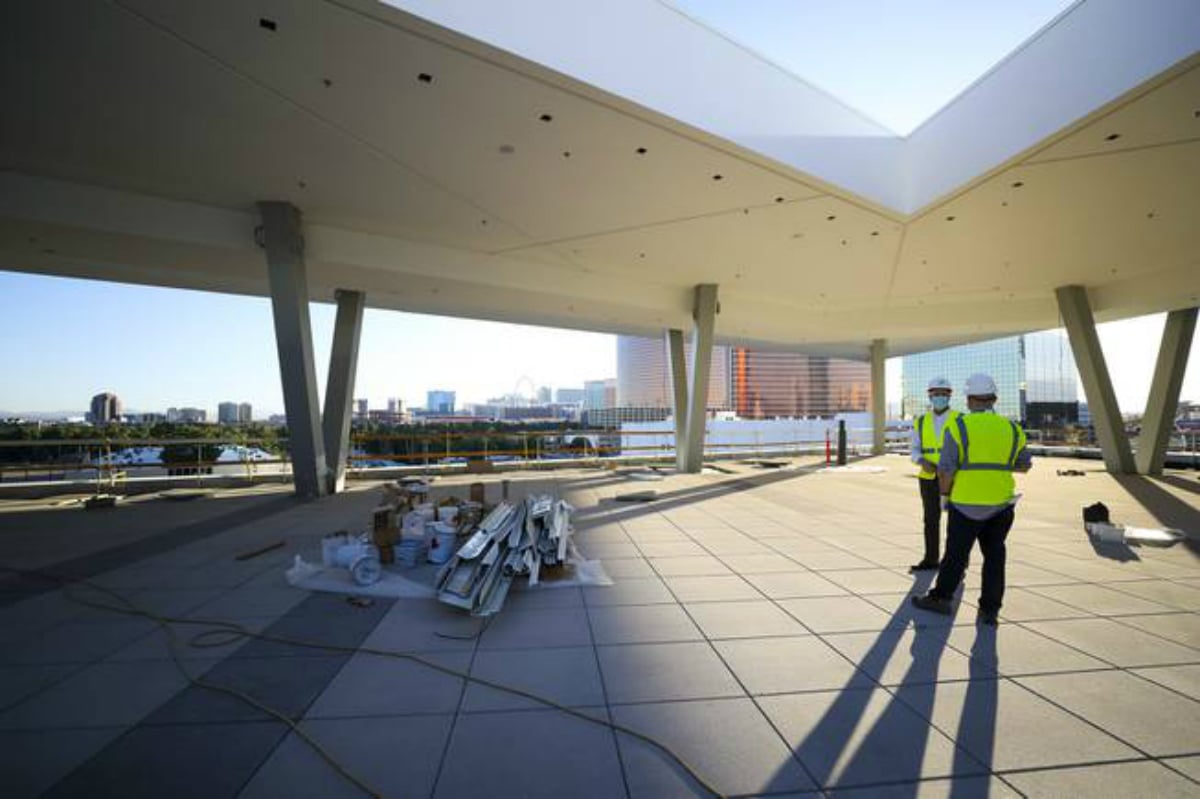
[915,410,960,480]
[945,412,1027,505]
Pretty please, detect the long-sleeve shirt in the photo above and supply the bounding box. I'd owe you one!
[938,410,1033,520]
[909,409,953,465]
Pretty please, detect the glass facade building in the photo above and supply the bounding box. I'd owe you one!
[616,335,731,410]
[732,349,870,418]
[901,330,1078,423]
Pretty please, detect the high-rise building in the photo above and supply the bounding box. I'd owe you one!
[555,387,585,405]
[901,330,1078,423]
[354,399,369,419]
[426,390,456,414]
[537,386,552,404]
[583,379,615,410]
[238,402,252,423]
[89,392,122,425]
[218,402,239,424]
[166,406,207,423]
[731,349,871,418]
[617,335,731,410]
[387,397,404,415]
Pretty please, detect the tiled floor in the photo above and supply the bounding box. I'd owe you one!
[0,457,1198,797]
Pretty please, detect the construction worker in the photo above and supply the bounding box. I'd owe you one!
[909,377,959,572]
[912,373,1032,625]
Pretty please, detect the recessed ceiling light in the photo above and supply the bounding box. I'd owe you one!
[774,196,784,203]
[945,215,956,222]
[1105,133,1121,141]
[1147,211,1156,219]
[826,215,836,221]
[539,113,553,122]
[322,78,332,88]
[259,18,277,31]
[636,147,647,155]
[562,151,571,158]
[297,180,306,189]
[1011,181,1024,188]
[712,174,723,181]
[870,231,879,236]
[498,144,515,154]
[417,73,433,83]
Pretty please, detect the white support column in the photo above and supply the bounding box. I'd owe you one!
[681,284,719,473]
[1056,285,1135,474]
[259,201,328,498]
[323,289,366,493]
[870,338,887,456]
[1136,307,1197,475]
[666,328,689,472]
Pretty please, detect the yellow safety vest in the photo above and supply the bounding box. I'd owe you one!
[944,412,1027,505]
[915,410,960,480]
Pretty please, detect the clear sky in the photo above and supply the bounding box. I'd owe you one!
[669,0,1077,133]
[0,272,1195,418]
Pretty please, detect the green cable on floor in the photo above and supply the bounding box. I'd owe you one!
[1,566,726,799]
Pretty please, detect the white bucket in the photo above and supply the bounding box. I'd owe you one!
[437,505,459,523]
[427,529,456,564]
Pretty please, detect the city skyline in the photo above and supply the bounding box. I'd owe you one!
[1,272,1197,419]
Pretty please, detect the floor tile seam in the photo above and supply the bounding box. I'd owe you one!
[1098,579,1200,612]
[1159,754,1200,787]
[1104,613,1200,652]
[1089,660,1200,708]
[1016,591,1200,652]
[580,573,636,799]
[1020,581,1183,611]
[653,536,828,795]
[992,752,1200,782]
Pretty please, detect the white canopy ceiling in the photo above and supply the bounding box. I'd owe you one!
[2,0,1198,358]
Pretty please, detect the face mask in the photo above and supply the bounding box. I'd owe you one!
[930,396,950,411]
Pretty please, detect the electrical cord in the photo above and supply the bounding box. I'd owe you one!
[1,566,726,799]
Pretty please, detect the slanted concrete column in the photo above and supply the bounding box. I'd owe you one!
[1056,285,1135,474]
[681,284,719,473]
[666,328,689,471]
[323,289,366,493]
[870,339,887,455]
[1136,307,1197,475]
[259,201,328,498]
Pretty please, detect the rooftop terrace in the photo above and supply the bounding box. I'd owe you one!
[1,456,1198,798]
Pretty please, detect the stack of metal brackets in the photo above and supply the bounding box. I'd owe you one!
[435,494,575,617]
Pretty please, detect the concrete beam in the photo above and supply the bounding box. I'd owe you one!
[1136,307,1197,475]
[666,328,689,472]
[1056,285,1135,474]
[681,285,719,473]
[260,201,328,498]
[870,339,887,455]
[322,289,366,493]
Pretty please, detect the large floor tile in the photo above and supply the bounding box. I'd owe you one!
[477,607,593,650]
[240,714,453,799]
[777,596,902,634]
[1017,670,1200,756]
[759,688,973,788]
[588,603,701,645]
[463,646,605,711]
[946,624,1108,676]
[684,600,809,639]
[434,709,625,799]
[0,663,81,711]
[1022,618,1200,667]
[306,650,470,718]
[829,775,1020,798]
[1103,579,1200,610]
[613,697,816,798]
[661,574,762,603]
[0,727,126,799]
[1004,759,1200,798]
[714,636,871,694]
[824,628,987,685]
[1027,583,1175,615]
[0,660,187,730]
[1,619,159,665]
[598,641,742,703]
[743,571,849,599]
[360,601,483,653]
[821,568,917,595]
[649,556,733,577]
[718,553,805,574]
[1115,612,1200,649]
[582,576,675,606]
[1131,664,1200,698]
[895,679,1138,771]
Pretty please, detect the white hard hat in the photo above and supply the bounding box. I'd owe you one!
[964,373,998,397]
[926,376,952,392]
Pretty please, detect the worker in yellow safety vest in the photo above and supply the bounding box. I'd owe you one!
[912,373,1032,625]
[908,377,960,572]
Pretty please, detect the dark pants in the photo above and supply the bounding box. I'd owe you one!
[918,477,942,563]
[930,505,1014,614]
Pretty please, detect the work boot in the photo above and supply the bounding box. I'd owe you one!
[911,592,953,615]
[909,560,939,573]
[976,609,999,626]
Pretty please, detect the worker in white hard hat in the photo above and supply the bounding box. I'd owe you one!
[912,372,1032,625]
[908,377,959,572]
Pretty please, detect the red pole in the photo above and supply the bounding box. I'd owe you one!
[825,429,831,464]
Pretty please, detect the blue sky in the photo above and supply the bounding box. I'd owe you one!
[0,271,1195,418]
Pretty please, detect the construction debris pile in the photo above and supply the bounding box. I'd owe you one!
[435,495,576,617]
[287,479,609,612]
